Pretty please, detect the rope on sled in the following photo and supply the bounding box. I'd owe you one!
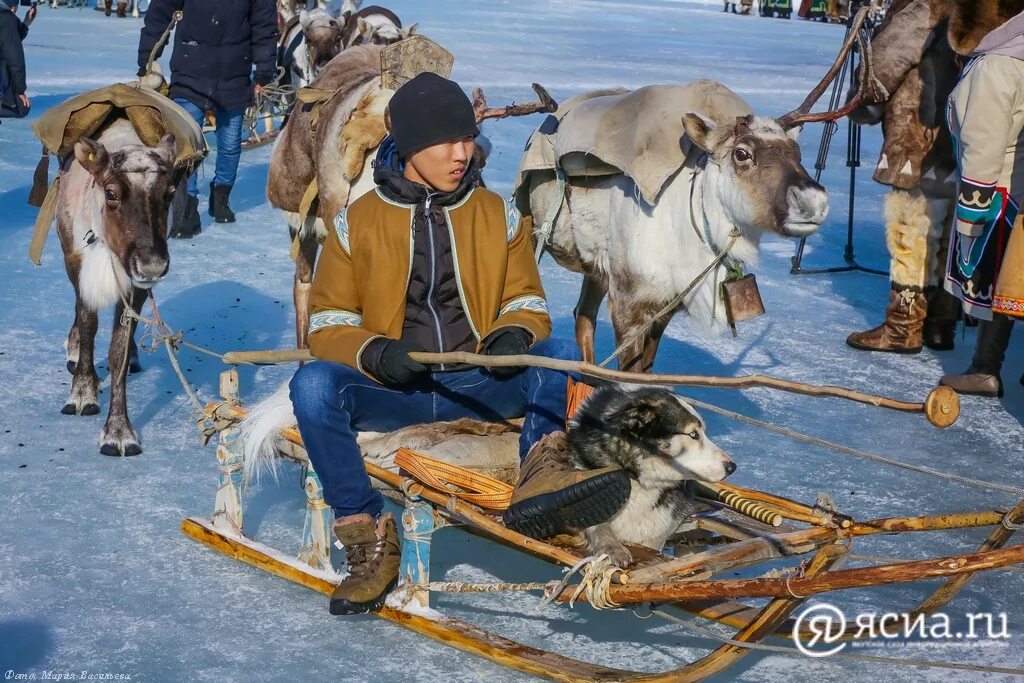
[681,395,1024,499]
[423,555,628,611]
[646,606,1024,676]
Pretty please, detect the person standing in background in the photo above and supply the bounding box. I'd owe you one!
[137,0,277,238]
[940,0,1024,397]
[0,0,36,120]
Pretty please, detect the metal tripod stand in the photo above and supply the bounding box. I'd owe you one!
[790,13,887,277]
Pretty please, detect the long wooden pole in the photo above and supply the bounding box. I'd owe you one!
[555,544,1024,605]
[218,349,959,427]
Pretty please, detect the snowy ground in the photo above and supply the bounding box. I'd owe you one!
[2,1,1023,681]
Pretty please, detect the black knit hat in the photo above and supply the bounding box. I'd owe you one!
[388,73,479,159]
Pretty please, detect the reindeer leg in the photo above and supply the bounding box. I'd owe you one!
[99,288,147,457]
[63,293,101,416]
[607,292,648,374]
[574,275,606,364]
[294,233,320,350]
[640,311,673,374]
[117,299,143,374]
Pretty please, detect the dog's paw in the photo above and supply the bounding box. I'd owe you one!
[597,543,632,569]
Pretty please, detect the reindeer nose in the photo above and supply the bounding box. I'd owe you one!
[788,184,829,223]
[131,252,169,284]
[723,461,736,476]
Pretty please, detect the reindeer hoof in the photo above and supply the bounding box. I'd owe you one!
[62,402,100,416]
[67,361,76,374]
[129,359,143,374]
[99,419,142,456]
[99,442,142,457]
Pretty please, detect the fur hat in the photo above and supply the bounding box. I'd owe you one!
[947,0,1024,54]
[1,0,20,9]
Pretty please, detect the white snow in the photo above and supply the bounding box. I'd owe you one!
[1,1,1022,681]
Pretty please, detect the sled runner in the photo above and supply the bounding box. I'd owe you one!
[181,349,1024,682]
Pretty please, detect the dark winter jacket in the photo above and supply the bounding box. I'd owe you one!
[0,8,28,111]
[137,0,278,112]
[360,137,479,374]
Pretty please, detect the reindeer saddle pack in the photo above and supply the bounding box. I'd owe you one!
[512,80,753,209]
[27,82,207,265]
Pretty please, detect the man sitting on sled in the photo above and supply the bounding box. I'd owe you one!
[289,73,627,616]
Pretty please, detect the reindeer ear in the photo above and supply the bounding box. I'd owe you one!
[613,402,659,436]
[157,132,176,161]
[682,112,717,153]
[383,106,392,132]
[356,17,369,34]
[785,125,801,142]
[406,22,419,36]
[74,138,109,177]
[299,9,311,29]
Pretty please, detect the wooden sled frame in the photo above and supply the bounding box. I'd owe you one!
[184,368,1024,682]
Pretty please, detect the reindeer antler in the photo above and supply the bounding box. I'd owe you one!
[776,7,886,129]
[472,83,558,124]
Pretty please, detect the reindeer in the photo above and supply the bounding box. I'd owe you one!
[342,5,416,48]
[516,15,877,372]
[278,6,346,92]
[268,44,555,348]
[57,119,181,456]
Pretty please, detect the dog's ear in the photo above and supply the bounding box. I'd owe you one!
[613,402,658,436]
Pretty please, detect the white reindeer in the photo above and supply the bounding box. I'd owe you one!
[517,30,873,372]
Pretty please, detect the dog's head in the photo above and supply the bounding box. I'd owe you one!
[570,385,736,485]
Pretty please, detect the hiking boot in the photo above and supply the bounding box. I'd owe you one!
[503,433,631,540]
[170,195,201,239]
[116,1,126,17]
[846,287,926,354]
[939,368,1004,398]
[209,182,236,223]
[104,0,111,15]
[329,513,401,616]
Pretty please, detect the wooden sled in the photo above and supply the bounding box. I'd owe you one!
[184,367,1024,681]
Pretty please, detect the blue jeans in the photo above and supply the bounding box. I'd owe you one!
[173,98,244,195]
[289,338,581,518]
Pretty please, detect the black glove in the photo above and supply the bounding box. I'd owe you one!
[482,327,531,378]
[366,340,429,386]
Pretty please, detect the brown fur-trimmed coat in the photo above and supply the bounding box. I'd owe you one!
[851,0,959,191]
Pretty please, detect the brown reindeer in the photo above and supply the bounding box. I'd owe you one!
[57,118,180,456]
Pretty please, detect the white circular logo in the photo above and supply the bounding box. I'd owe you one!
[793,603,847,657]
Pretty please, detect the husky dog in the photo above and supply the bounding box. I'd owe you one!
[567,384,735,567]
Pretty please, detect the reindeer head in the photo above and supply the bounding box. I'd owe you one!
[300,9,343,72]
[73,133,178,290]
[683,113,828,238]
[352,16,417,46]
